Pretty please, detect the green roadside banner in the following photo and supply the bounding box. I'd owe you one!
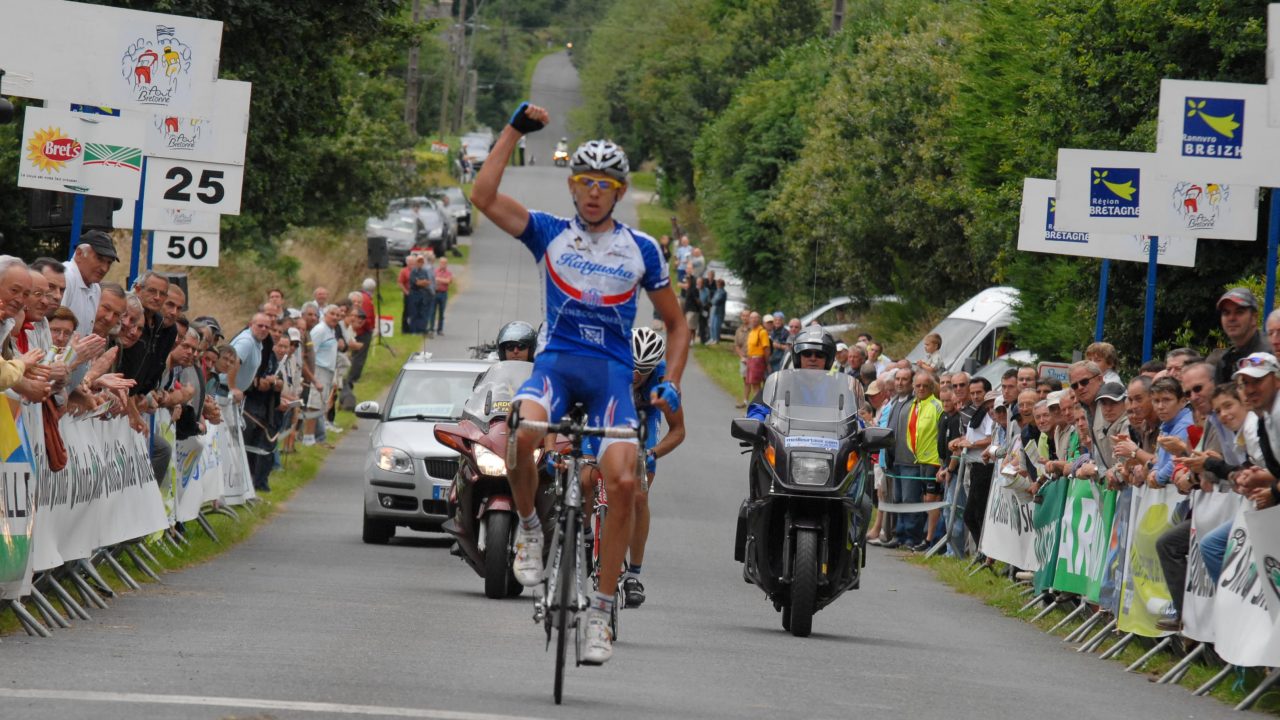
[1032,478,1070,594]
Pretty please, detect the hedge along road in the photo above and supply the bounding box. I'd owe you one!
[0,52,1241,720]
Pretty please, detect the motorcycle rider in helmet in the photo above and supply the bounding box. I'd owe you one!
[496,320,537,362]
[745,326,836,422]
[555,137,569,154]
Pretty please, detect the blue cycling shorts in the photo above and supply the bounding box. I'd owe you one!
[516,351,638,458]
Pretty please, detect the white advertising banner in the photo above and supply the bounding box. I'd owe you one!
[18,106,147,200]
[216,398,253,505]
[1054,151,1258,239]
[1246,503,1280,623]
[1155,79,1280,187]
[1018,178,1197,266]
[144,80,252,165]
[153,231,220,267]
[30,415,168,572]
[144,157,245,215]
[1213,507,1280,667]
[174,436,206,524]
[979,480,1040,571]
[1182,491,1245,643]
[0,0,222,115]
[0,397,40,600]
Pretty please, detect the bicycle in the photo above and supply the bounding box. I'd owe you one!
[507,402,639,705]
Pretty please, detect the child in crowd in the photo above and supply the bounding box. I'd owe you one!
[917,332,943,373]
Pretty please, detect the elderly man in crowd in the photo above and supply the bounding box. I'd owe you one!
[305,304,341,447]
[61,231,117,334]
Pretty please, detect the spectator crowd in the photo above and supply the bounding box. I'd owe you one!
[0,230,386,499]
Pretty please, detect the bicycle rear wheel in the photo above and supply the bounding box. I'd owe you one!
[553,508,578,705]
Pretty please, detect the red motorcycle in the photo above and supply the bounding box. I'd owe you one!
[436,361,560,598]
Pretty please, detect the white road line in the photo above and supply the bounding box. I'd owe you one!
[0,688,551,720]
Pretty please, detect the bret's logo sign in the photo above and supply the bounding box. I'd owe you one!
[1089,167,1140,217]
[1182,97,1244,158]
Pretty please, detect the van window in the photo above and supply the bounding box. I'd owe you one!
[812,303,856,329]
[967,325,1013,368]
[906,317,983,368]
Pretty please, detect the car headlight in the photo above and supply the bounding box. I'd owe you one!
[475,445,507,476]
[375,447,414,475]
[790,455,831,486]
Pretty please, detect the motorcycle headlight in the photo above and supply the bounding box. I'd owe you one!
[429,228,443,239]
[375,446,414,475]
[790,454,831,486]
[475,445,507,476]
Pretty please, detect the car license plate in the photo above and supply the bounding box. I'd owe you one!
[432,484,449,500]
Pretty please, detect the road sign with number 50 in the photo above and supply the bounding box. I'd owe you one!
[155,232,220,267]
[145,157,243,215]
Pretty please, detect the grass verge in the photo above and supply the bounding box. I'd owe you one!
[692,342,743,403]
[907,552,1280,713]
[3,291,429,635]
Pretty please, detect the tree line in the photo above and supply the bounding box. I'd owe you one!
[573,0,1273,361]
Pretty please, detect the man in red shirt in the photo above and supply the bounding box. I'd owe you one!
[432,257,453,335]
[397,252,417,334]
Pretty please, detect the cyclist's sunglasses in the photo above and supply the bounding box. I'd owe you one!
[569,174,624,192]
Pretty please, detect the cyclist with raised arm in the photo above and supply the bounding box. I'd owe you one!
[581,327,685,608]
[470,102,689,665]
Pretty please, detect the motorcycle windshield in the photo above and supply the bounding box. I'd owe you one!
[764,370,859,424]
[462,360,534,427]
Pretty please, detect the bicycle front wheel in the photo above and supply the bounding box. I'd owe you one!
[553,508,578,705]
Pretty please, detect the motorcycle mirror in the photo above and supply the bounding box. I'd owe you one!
[857,426,894,450]
[354,400,381,419]
[483,389,493,416]
[729,417,764,443]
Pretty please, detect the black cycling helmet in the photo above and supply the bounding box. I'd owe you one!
[496,320,537,361]
[790,326,836,370]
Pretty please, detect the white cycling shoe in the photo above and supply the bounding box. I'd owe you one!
[512,526,544,587]
[581,611,613,665]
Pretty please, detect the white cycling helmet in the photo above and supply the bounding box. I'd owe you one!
[632,327,665,375]
[570,139,629,182]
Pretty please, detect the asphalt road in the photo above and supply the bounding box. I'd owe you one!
[0,52,1243,720]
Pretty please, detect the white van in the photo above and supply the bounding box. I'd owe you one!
[905,287,1020,374]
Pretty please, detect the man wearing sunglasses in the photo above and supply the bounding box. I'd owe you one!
[471,101,689,666]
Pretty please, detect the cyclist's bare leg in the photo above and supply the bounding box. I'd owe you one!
[511,401,549,519]
[597,442,638,593]
[628,472,655,566]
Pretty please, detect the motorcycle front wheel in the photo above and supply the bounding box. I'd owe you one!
[789,529,818,638]
[484,512,518,599]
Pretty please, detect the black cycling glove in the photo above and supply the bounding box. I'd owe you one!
[508,102,545,134]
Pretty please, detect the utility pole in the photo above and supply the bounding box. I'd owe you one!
[403,0,422,136]
[454,0,472,133]
[437,4,457,136]
[831,0,845,35]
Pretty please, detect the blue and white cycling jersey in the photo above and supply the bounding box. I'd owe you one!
[518,211,669,367]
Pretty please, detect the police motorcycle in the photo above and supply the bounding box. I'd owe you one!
[730,328,892,637]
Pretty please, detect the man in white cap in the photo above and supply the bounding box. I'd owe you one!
[829,342,850,376]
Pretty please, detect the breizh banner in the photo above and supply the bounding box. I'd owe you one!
[1018,178,1196,266]
[0,0,223,116]
[1054,149,1258,238]
[1154,79,1280,187]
